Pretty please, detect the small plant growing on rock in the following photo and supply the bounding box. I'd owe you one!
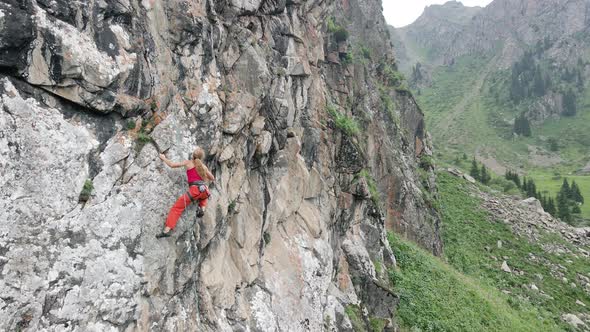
[141,118,153,130]
[382,64,406,87]
[360,46,372,60]
[357,169,381,204]
[419,155,434,170]
[228,200,237,214]
[217,84,230,96]
[135,132,153,153]
[125,120,136,130]
[134,117,155,152]
[15,312,33,332]
[369,317,387,332]
[374,260,383,275]
[326,104,360,136]
[276,67,287,77]
[327,17,338,33]
[395,83,411,93]
[354,45,372,65]
[334,27,349,42]
[263,231,271,245]
[344,305,365,332]
[417,168,430,188]
[342,52,354,65]
[137,132,152,143]
[327,17,349,42]
[379,86,398,124]
[79,179,94,202]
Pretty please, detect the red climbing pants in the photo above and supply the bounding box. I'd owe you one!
[165,186,209,229]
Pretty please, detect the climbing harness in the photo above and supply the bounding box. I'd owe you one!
[187,181,209,202]
[187,181,210,203]
[188,180,210,218]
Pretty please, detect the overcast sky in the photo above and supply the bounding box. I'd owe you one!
[384,0,494,28]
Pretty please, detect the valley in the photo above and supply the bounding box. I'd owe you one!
[391,0,590,224]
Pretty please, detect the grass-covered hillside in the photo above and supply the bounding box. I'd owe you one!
[388,172,590,331]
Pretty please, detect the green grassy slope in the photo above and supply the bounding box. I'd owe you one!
[388,233,560,332]
[440,172,590,329]
[389,172,590,331]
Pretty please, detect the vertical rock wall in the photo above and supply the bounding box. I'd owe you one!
[0,0,441,330]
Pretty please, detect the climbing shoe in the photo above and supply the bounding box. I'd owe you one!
[155,231,171,239]
[196,207,205,218]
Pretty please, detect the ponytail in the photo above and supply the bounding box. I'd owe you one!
[192,147,207,180]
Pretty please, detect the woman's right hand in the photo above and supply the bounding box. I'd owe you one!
[159,153,166,161]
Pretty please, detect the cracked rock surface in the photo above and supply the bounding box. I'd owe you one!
[0,0,441,330]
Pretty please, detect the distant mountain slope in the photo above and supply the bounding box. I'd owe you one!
[395,1,482,66]
[391,0,590,223]
[398,0,589,68]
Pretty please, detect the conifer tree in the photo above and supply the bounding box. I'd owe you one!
[560,178,571,199]
[480,165,491,185]
[577,70,584,92]
[505,171,516,187]
[470,159,480,181]
[548,138,559,152]
[505,171,521,188]
[546,197,556,216]
[533,65,545,96]
[544,73,552,91]
[480,165,487,184]
[540,195,548,209]
[514,114,532,137]
[526,178,537,198]
[514,115,521,135]
[557,192,572,223]
[562,89,577,117]
[522,116,531,137]
[513,172,521,188]
[571,181,584,204]
[572,205,582,214]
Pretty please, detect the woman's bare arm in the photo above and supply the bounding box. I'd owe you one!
[205,168,215,182]
[159,154,188,168]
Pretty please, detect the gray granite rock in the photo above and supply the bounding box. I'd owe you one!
[0,0,441,330]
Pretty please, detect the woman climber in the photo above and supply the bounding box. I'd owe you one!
[156,147,215,238]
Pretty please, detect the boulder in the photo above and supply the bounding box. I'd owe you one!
[463,174,477,184]
[521,197,545,214]
[562,314,586,329]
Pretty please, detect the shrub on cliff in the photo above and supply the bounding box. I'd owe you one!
[327,104,360,136]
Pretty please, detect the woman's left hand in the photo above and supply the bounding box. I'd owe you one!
[159,153,166,161]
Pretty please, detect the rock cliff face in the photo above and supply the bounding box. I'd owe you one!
[0,0,441,331]
[392,1,483,70]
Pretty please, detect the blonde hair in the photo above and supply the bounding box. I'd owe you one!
[192,147,207,179]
